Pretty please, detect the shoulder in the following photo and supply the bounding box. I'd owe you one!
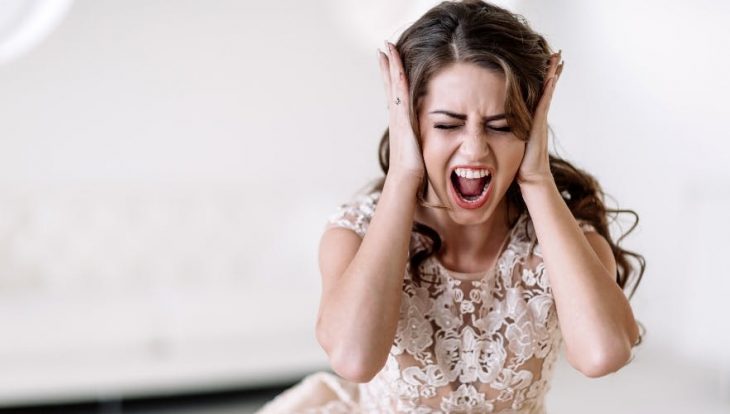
[324,190,381,238]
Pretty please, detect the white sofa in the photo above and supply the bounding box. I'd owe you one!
[0,184,330,407]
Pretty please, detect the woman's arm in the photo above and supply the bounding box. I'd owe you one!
[521,177,640,378]
[316,172,420,383]
[316,42,425,383]
[518,52,639,377]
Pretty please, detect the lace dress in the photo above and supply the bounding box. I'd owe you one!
[257,191,596,414]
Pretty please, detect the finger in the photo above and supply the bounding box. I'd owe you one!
[535,51,563,118]
[385,41,409,107]
[377,49,391,106]
[556,60,564,80]
[544,50,561,86]
[535,76,557,121]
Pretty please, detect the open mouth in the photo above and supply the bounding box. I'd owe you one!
[450,167,492,207]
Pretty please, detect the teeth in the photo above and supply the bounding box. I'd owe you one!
[454,167,490,179]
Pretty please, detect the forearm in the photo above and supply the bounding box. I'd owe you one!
[520,177,639,376]
[319,172,420,377]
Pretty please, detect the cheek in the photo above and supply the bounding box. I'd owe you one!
[420,133,450,170]
[496,140,527,174]
[421,138,459,195]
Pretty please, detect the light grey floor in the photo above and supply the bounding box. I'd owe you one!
[132,400,267,414]
[132,349,730,414]
[125,391,277,414]
[547,347,730,413]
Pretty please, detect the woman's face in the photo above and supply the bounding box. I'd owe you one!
[418,62,525,225]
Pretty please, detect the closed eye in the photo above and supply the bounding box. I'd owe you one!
[488,125,512,133]
[433,124,512,133]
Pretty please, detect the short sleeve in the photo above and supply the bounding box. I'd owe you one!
[324,192,380,238]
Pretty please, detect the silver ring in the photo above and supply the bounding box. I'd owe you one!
[394,97,401,105]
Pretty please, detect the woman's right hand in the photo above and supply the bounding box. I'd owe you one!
[378,42,425,182]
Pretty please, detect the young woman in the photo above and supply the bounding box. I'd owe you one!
[259,1,644,412]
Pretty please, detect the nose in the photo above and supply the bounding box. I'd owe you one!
[460,127,489,157]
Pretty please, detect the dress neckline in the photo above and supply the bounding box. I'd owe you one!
[434,213,523,282]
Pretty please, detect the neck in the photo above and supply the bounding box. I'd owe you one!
[415,187,514,273]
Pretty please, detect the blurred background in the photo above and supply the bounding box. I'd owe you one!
[0,0,728,412]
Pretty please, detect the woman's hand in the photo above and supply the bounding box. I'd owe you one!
[517,51,564,187]
[378,42,425,182]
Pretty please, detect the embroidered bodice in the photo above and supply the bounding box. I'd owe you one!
[325,191,595,414]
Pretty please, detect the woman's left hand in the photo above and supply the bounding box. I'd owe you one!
[517,51,564,186]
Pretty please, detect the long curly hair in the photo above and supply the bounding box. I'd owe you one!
[367,0,645,303]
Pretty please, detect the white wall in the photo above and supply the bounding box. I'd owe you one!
[516,0,730,364]
[0,0,728,410]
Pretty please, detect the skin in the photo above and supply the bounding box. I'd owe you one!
[315,42,640,383]
[414,62,524,273]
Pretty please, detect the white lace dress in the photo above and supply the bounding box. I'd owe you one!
[257,191,596,414]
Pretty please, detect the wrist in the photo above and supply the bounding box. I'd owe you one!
[518,173,558,198]
[386,168,424,187]
[383,170,422,198]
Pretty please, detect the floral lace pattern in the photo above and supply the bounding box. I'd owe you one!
[325,191,596,414]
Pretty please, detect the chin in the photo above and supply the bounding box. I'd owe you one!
[448,204,495,225]
[425,176,506,224]
[449,184,511,225]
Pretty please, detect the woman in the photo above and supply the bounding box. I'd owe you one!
[259,0,644,412]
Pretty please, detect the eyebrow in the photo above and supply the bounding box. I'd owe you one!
[428,110,506,122]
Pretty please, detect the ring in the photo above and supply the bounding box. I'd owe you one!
[394,97,401,105]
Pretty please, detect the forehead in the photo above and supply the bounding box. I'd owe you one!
[420,62,507,113]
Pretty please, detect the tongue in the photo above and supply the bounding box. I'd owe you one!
[457,177,486,197]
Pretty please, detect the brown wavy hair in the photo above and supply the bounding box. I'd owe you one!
[367,0,645,305]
